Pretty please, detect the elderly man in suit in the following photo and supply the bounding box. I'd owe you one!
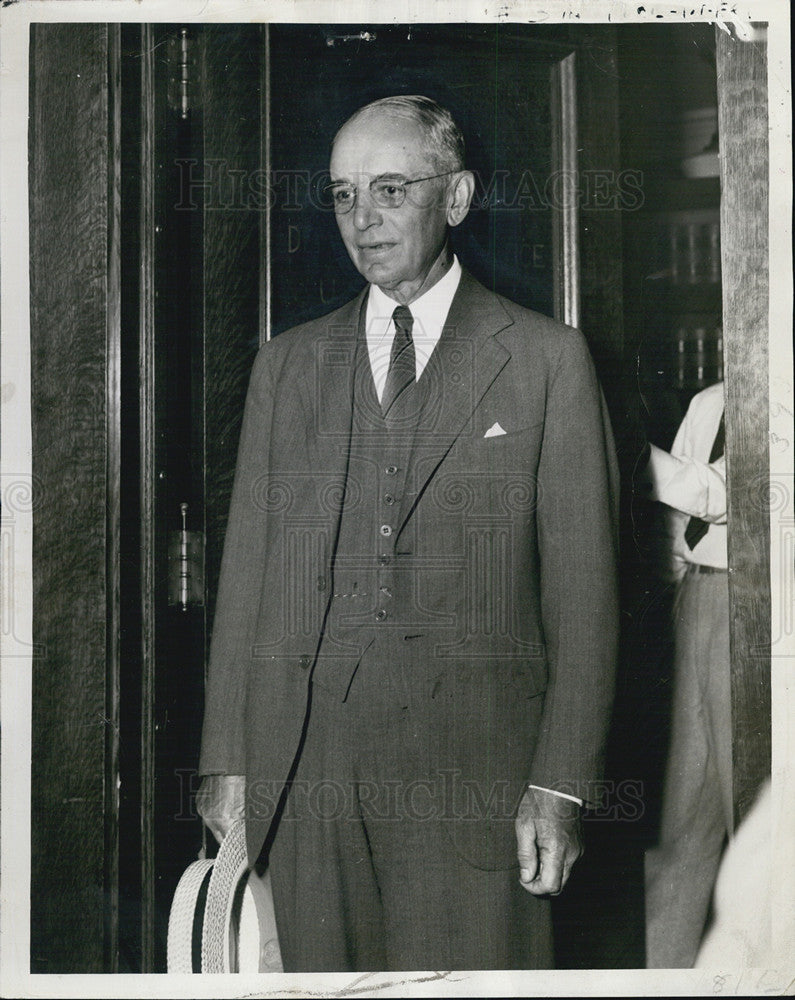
[197,95,619,971]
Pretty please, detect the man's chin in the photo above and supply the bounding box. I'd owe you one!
[357,261,400,287]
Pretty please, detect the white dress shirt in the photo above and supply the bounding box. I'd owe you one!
[366,254,581,808]
[645,381,727,578]
[365,256,462,403]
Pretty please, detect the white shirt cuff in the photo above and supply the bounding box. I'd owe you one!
[527,784,584,806]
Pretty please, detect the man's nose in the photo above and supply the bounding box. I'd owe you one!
[352,187,382,230]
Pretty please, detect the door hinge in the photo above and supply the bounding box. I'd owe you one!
[168,503,205,610]
[167,28,202,119]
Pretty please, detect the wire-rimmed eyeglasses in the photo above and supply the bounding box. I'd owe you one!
[324,171,457,214]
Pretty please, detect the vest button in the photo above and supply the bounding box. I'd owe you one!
[384,494,395,505]
[298,654,312,670]
[379,524,393,537]
[375,609,387,622]
[379,554,391,566]
[316,576,326,591]
[385,465,398,476]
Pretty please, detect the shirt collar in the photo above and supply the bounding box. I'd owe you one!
[367,255,462,346]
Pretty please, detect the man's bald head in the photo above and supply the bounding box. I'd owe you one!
[333,95,465,175]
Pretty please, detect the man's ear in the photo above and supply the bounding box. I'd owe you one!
[446,170,475,227]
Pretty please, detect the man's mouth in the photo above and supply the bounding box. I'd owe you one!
[358,242,396,252]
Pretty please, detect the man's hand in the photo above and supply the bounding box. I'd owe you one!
[515,785,583,896]
[196,774,246,845]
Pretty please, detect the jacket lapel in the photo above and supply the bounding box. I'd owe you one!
[296,290,366,545]
[396,271,514,538]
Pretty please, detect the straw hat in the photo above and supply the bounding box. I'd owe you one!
[167,819,282,973]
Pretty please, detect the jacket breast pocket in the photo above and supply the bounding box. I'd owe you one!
[432,423,543,528]
[449,420,544,474]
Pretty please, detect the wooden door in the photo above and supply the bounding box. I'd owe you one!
[135,24,264,970]
[29,22,122,974]
[715,27,771,826]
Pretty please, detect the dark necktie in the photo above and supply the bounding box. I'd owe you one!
[381,305,416,426]
[684,411,725,550]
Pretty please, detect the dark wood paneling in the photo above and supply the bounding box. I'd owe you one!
[576,25,625,376]
[148,26,210,969]
[202,26,263,641]
[104,23,122,973]
[716,29,771,825]
[29,22,118,973]
[138,23,157,971]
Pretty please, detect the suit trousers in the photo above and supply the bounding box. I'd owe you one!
[267,654,553,972]
[644,567,732,968]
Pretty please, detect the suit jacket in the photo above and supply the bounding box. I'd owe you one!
[199,270,620,867]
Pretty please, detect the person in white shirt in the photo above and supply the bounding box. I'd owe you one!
[639,380,731,967]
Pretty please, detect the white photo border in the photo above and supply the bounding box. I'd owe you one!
[1,1,792,997]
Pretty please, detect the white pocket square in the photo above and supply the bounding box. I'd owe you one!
[484,422,506,438]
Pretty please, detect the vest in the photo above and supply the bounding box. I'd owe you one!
[312,309,432,702]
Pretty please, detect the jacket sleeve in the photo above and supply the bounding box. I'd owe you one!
[527,328,620,807]
[199,348,276,777]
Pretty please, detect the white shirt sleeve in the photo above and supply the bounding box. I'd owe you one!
[640,384,727,523]
[645,444,727,523]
